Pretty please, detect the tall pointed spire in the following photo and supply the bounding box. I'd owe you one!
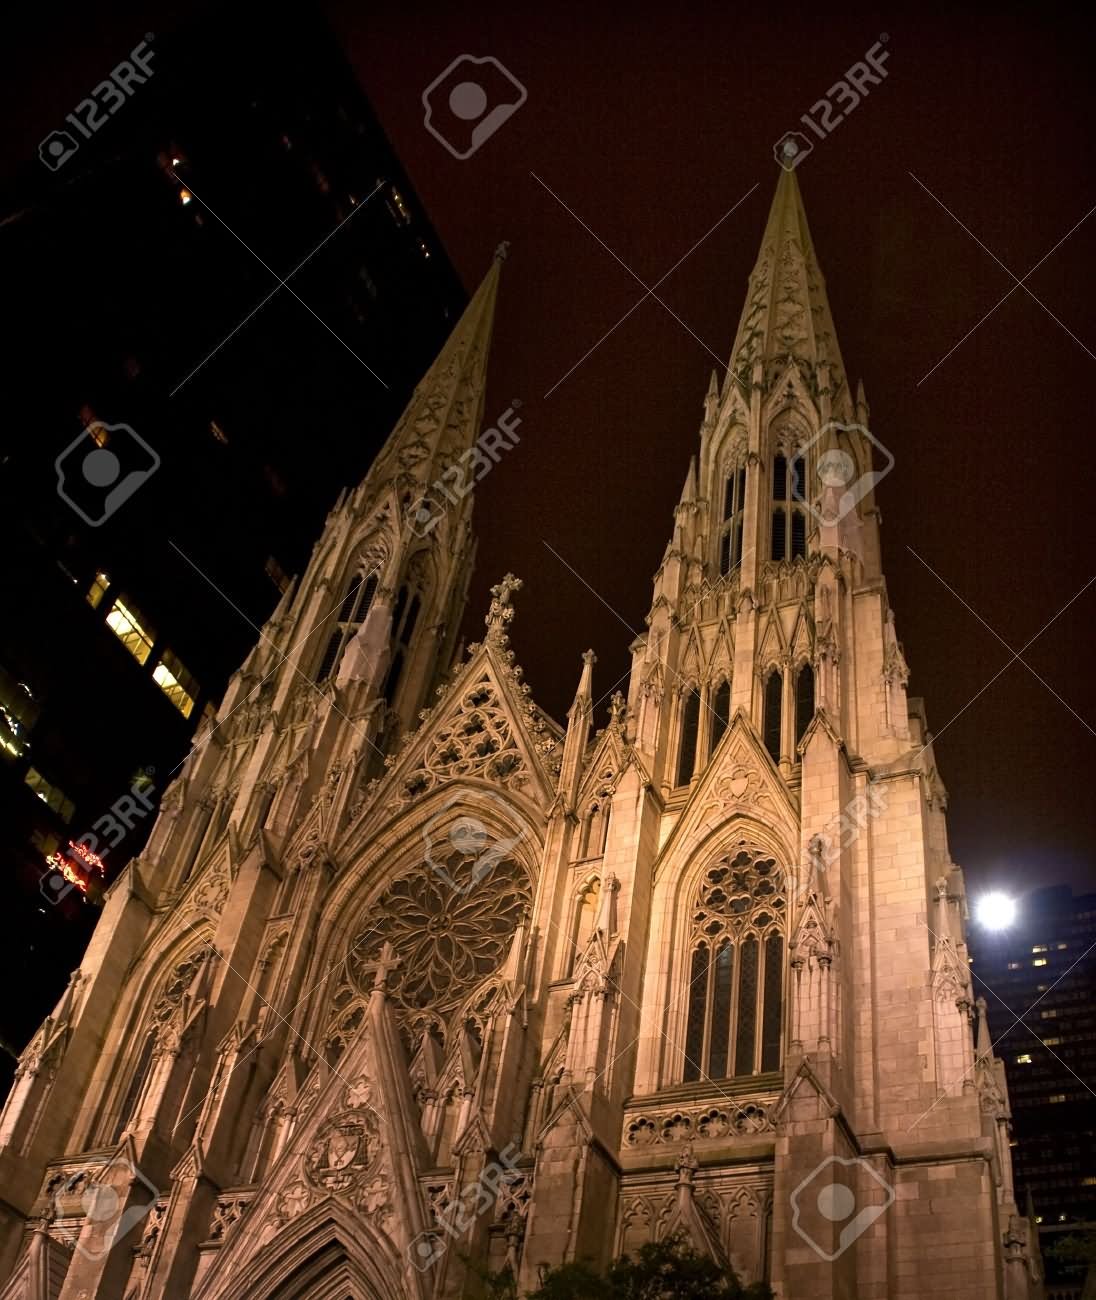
[368,252,503,499]
[727,168,845,395]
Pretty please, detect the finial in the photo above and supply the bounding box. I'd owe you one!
[485,573,523,636]
[609,691,626,727]
[494,240,511,263]
[582,649,597,667]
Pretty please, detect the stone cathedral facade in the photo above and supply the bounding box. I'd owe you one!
[0,171,1042,1300]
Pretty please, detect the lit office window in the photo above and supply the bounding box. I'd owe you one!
[87,571,111,608]
[152,651,198,718]
[24,767,75,823]
[105,598,156,665]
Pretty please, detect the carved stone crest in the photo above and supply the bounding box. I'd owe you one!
[304,1112,376,1194]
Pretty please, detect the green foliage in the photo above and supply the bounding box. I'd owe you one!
[525,1234,773,1300]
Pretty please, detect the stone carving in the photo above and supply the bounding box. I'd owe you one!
[304,1112,377,1194]
[397,678,528,800]
[624,1098,778,1147]
[207,1191,254,1244]
[341,854,532,1014]
[691,847,786,944]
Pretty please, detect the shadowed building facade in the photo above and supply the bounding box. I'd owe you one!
[0,170,1042,1299]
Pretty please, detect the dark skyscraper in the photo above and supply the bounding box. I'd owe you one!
[0,2,465,1087]
[970,886,1096,1297]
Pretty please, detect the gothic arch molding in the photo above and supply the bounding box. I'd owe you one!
[302,781,542,1053]
[649,815,795,1090]
[195,1201,413,1300]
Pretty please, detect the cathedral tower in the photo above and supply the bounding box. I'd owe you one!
[0,179,1040,1300]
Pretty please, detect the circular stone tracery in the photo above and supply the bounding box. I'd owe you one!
[346,851,531,1013]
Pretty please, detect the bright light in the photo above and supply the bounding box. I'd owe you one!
[976,891,1017,930]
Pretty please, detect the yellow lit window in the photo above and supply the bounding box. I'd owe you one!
[1057,943,1068,950]
[24,767,75,823]
[1043,1037,1061,1046]
[1084,1177,1096,1186]
[152,650,197,718]
[87,571,111,608]
[1048,1094,1066,1103]
[106,598,155,665]
[1033,958,1047,967]
[1015,1054,1032,1064]
[389,187,412,224]
[1032,945,1047,953]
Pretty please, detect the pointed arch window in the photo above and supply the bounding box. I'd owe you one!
[795,662,815,747]
[763,669,782,764]
[676,688,701,787]
[384,584,423,703]
[709,679,731,756]
[112,1030,156,1141]
[682,847,786,1082]
[771,453,807,561]
[315,569,379,682]
[719,465,747,575]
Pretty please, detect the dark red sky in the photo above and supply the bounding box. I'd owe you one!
[6,1,1096,896]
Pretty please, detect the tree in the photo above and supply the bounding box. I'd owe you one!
[515,1234,773,1300]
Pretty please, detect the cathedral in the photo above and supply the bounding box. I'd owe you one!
[0,169,1043,1299]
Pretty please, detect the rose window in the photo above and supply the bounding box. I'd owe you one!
[344,852,531,1014]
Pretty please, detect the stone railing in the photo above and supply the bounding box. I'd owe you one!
[205,1187,257,1245]
[622,1094,780,1150]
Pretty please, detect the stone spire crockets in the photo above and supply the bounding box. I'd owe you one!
[367,251,503,514]
[726,166,846,396]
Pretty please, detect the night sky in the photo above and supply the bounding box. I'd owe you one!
[6,1,1095,899]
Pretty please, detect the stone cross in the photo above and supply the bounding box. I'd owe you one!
[485,573,523,633]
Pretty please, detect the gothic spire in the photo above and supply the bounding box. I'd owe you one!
[727,168,845,395]
[366,252,503,500]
